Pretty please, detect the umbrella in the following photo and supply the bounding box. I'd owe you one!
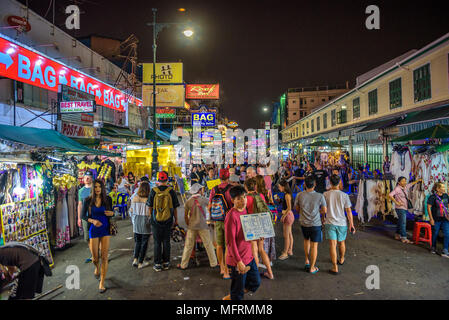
[391,124,449,142]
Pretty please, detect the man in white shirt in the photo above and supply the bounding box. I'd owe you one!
[323,174,356,275]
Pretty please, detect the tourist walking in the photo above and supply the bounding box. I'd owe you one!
[324,174,356,275]
[277,179,294,260]
[130,181,152,269]
[81,179,114,293]
[178,183,218,269]
[427,182,449,257]
[294,176,327,274]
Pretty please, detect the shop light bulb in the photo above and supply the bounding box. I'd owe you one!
[93,84,99,89]
[183,29,194,37]
[59,69,66,75]
[6,47,15,54]
[36,60,43,65]
[13,187,26,196]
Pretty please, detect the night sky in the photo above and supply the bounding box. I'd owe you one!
[18,0,449,129]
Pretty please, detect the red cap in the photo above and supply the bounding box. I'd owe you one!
[219,168,230,180]
[158,171,168,182]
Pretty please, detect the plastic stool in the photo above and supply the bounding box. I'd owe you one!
[413,222,432,248]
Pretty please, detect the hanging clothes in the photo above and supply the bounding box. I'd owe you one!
[390,146,412,182]
[355,180,365,222]
[67,186,78,239]
[55,188,70,248]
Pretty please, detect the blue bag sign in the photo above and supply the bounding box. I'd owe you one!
[192,112,215,127]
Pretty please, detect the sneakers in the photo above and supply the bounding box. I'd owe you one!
[163,262,170,270]
[430,247,437,254]
[138,261,151,269]
[132,259,138,267]
[153,264,162,272]
[441,252,449,258]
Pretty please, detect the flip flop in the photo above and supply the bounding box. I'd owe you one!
[176,264,187,270]
[329,270,339,275]
[304,264,311,271]
[309,267,319,274]
[223,275,231,280]
[99,287,107,293]
[337,260,345,266]
[278,254,289,260]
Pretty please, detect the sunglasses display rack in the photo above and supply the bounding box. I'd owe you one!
[0,197,54,266]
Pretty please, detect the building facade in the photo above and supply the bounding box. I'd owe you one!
[281,32,449,170]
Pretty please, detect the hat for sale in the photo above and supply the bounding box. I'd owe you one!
[189,183,204,194]
[219,168,230,180]
[157,171,169,182]
[84,171,93,177]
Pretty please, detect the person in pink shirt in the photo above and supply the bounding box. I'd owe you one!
[222,185,261,300]
[389,176,422,244]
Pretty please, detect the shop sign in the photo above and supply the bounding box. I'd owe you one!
[142,62,183,84]
[142,85,185,108]
[60,100,95,113]
[228,121,238,129]
[186,84,219,99]
[61,122,98,138]
[192,112,215,127]
[7,16,31,32]
[0,34,142,112]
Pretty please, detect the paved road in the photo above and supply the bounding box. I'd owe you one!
[35,213,449,300]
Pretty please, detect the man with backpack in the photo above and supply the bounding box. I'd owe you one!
[177,183,218,270]
[147,171,180,272]
[208,169,233,280]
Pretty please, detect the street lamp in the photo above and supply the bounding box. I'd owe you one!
[147,8,194,179]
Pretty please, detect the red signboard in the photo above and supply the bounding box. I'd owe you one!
[61,122,98,138]
[7,16,31,32]
[185,84,219,99]
[0,35,142,111]
[156,107,175,114]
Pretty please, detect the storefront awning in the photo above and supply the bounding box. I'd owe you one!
[391,124,449,142]
[101,123,140,139]
[398,104,449,126]
[0,124,116,155]
[357,118,399,133]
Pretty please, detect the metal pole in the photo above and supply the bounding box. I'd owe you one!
[151,8,159,179]
[13,80,16,126]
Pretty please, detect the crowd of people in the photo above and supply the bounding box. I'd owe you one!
[2,153,449,300]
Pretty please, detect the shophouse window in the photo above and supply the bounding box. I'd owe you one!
[317,116,320,131]
[368,89,378,115]
[311,119,314,132]
[413,63,431,102]
[296,127,298,137]
[323,113,328,129]
[23,83,48,109]
[353,97,360,119]
[311,99,314,102]
[389,78,402,109]
[302,124,305,135]
[337,110,347,124]
[331,109,336,126]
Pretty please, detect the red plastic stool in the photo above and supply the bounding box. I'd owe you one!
[413,222,432,248]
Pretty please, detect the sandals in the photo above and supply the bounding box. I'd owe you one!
[304,264,311,271]
[329,270,339,275]
[309,267,319,274]
[337,260,345,266]
[176,264,187,270]
[278,254,289,260]
[401,239,413,244]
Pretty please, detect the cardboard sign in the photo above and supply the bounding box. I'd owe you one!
[206,179,221,190]
[240,212,275,241]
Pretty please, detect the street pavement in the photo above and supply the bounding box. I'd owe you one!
[38,213,449,300]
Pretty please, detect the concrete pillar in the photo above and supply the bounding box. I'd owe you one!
[363,140,368,167]
[349,136,353,167]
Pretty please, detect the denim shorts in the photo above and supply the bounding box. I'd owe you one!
[324,224,348,242]
[301,226,322,243]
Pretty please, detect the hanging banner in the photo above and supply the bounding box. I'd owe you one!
[142,85,185,108]
[142,62,183,84]
[186,84,219,99]
[0,34,142,112]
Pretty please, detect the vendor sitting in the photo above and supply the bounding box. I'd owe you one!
[108,183,119,207]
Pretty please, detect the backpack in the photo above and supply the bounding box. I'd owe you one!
[251,194,270,214]
[153,187,173,222]
[210,185,232,221]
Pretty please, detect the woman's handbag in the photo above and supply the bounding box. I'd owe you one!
[401,188,413,210]
[109,218,118,236]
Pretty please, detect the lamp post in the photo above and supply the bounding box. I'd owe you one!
[147,8,193,179]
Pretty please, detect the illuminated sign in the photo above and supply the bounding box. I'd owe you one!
[186,84,219,99]
[0,34,142,111]
[227,121,238,129]
[7,16,31,32]
[60,100,95,113]
[142,85,185,108]
[61,122,98,138]
[142,63,183,84]
[192,112,216,127]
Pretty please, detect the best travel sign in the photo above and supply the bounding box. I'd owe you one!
[0,34,142,111]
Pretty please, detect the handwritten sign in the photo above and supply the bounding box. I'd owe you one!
[240,212,275,241]
[206,179,221,190]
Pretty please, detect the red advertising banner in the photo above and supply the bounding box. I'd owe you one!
[0,34,142,111]
[185,84,219,99]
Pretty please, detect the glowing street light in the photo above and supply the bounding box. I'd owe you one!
[183,29,194,37]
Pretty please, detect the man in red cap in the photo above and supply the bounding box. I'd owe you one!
[208,168,233,279]
[147,171,180,272]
